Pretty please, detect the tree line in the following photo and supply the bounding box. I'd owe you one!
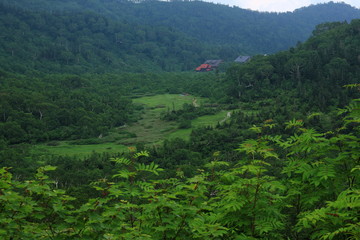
[2,0,360,54]
[0,3,235,73]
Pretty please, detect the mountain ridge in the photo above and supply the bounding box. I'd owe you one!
[0,0,359,73]
[2,0,359,53]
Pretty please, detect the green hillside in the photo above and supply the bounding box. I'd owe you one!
[2,0,359,54]
[1,1,359,73]
[0,3,233,73]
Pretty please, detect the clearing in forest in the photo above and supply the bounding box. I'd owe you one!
[119,94,204,144]
[120,94,229,144]
[37,94,232,156]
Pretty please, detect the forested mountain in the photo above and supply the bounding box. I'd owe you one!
[120,1,360,53]
[2,0,359,54]
[225,20,360,111]
[1,1,359,73]
[0,3,235,73]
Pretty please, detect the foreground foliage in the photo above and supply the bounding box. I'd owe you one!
[1,99,358,239]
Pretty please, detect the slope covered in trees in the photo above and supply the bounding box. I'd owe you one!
[224,20,360,111]
[0,3,233,73]
[2,0,360,54]
[122,1,360,53]
[1,1,359,73]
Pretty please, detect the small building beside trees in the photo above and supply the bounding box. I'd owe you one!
[195,60,223,72]
[234,55,251,63]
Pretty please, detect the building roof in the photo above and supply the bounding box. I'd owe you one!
[204,60,223,67]
[234,56,251,63]
[195,64,212,71]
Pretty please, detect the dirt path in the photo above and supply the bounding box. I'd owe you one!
[192,98,200,107]
[220,111,232,124]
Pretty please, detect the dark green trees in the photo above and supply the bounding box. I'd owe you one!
[0,97,358,239]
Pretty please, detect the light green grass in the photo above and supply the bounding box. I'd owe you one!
[133,94,205,109]
[119,94,206,144]
[127,94,232,142]
[165,129,192,141]
[36,94,228,156]
[165,111,231,140]
[35,142,129,157]
[192,111,229,127]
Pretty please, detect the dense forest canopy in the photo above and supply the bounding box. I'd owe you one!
[1,0,359,59]
[0,0,359,239]
[1,1,359,73]
[0,3,236,73]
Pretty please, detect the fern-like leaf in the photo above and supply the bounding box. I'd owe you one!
[111,157,131,166]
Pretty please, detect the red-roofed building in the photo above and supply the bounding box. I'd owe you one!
[195,64,212,72]
[195,60,223,72]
